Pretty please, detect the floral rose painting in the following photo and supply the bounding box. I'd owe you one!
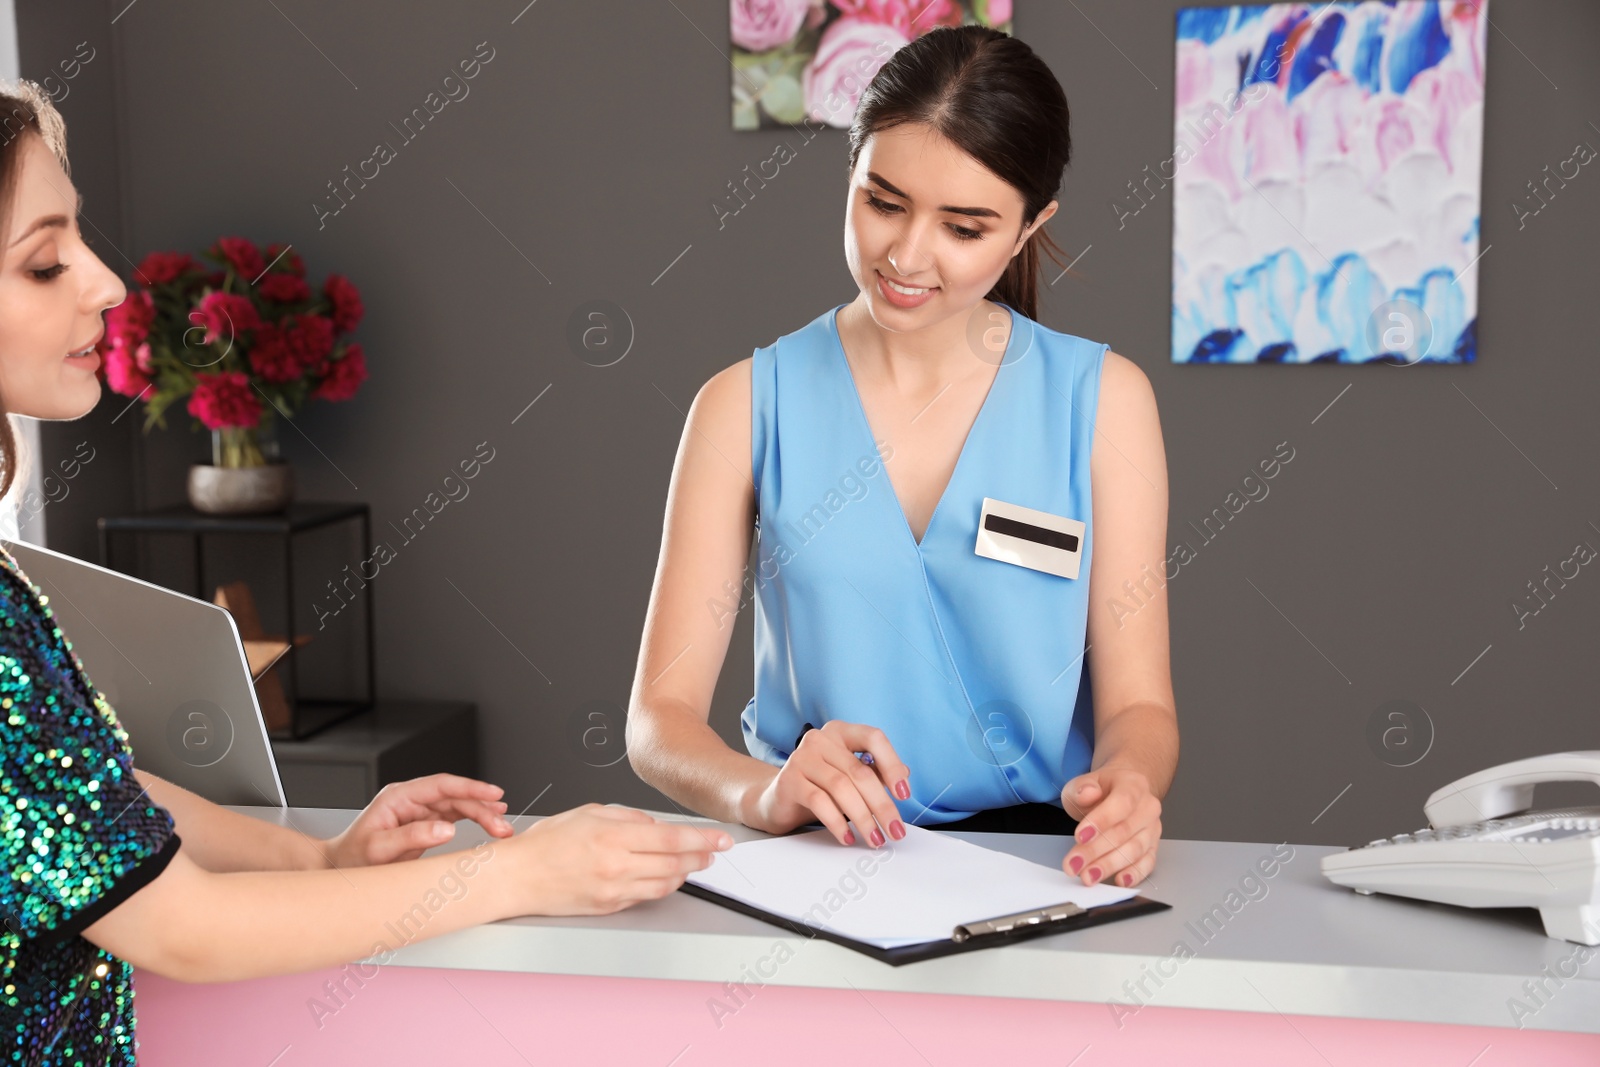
[732,0,1014,130]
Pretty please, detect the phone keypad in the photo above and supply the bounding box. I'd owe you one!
[1360,814,1600,849]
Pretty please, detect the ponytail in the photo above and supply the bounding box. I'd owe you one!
[987,223,1071,323]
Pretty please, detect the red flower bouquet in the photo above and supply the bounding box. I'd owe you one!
[100,237,368,469]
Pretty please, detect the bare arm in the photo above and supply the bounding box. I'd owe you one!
[83,803,730,983]
[624,360,778,826]
[134,769,330,871]
[92,774,730,980]
[626,361,951,846]
[1062,350,1179,888]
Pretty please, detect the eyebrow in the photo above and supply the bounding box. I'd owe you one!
[865,171,1001,219]
[8,189,84,248]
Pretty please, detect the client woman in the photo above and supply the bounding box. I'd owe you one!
[628,26,1177,891]
[0,81,729,1066]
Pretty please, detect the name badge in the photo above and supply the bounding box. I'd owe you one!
[973,497,1086,579]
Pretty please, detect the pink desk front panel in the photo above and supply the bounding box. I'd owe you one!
[136,966,1600,1066]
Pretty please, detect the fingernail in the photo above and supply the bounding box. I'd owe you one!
[889,820,905,840]
[1086,866,1101,885]
[495,817,511,831]
[894,780,910,800]
[434,822,453,837]
[1120,872,1132,887]
[717,834,733,849]
[1068,855,1084,875]
[1078,825,1097,843]
[870,828,885,848]
[843,830,856,846]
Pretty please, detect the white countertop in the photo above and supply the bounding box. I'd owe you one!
[233,805,1600,1033]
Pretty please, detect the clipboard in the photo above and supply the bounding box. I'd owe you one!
[680,823,1172,965]
[679,876,1170,966]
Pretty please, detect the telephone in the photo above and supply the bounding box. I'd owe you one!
[1320,751,1600,944]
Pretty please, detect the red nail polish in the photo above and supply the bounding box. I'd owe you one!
[1120,872,1132,887]
[843,830,855,846]
[1086,867,1101,885]
[870,828,885,848]
[1068,855,1083,874]
[894,780,910,800]
[889,820,905,840]
[1078,825,1097,843]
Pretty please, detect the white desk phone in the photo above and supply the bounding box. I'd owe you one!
[1321,752,1600,944]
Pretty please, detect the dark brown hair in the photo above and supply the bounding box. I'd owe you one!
[846,25,1072,322]
[0,80,70,502]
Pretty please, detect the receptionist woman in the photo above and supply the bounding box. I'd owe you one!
[627,26,1178,891]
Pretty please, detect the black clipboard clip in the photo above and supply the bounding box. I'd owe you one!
[953,901,1088,943]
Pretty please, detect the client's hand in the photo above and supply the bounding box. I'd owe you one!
[750,720,911,847]
[511,804,732,915]
[324,773,515,868]
[1060,765,1162,889]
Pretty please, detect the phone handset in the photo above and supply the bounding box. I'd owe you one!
[1424,751,1600,827]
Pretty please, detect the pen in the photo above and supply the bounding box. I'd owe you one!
[795,721,874,765]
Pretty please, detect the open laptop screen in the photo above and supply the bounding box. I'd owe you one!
[3,539,286,807]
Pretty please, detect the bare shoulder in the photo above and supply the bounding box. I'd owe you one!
[1097,349,1156,417]
[675,358,754,488]
[686,356,752,446]
[693,356,751,421]
[1091,350,1166,479]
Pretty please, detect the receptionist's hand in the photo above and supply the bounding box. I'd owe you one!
[753,721,912,847]
[1060,765,1162,889]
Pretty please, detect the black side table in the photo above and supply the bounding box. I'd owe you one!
[98,502,375,738]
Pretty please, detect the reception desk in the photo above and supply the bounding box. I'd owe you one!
[136,806,1600,1065]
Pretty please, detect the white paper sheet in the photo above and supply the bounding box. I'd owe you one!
[685,824,1139,950]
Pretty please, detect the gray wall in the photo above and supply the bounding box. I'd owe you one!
[16,0,1600,845]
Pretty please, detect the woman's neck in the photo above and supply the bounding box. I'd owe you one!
[838,297,1010,393]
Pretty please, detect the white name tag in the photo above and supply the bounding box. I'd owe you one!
[973,497,1086,579]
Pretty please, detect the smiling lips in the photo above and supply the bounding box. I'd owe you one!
[66,329,103,358]
[880,270,934,294]
[876,269,938,307]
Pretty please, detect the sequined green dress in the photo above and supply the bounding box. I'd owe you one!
[0,546,179,1065]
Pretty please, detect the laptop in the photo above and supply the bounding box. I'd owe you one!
[2,539,287,807]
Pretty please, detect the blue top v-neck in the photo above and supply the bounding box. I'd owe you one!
[742,301,1109,823]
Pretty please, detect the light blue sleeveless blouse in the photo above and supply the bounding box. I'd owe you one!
[741,301,1109,824]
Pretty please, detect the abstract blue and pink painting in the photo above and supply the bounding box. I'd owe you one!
[1170,2,1488,364]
